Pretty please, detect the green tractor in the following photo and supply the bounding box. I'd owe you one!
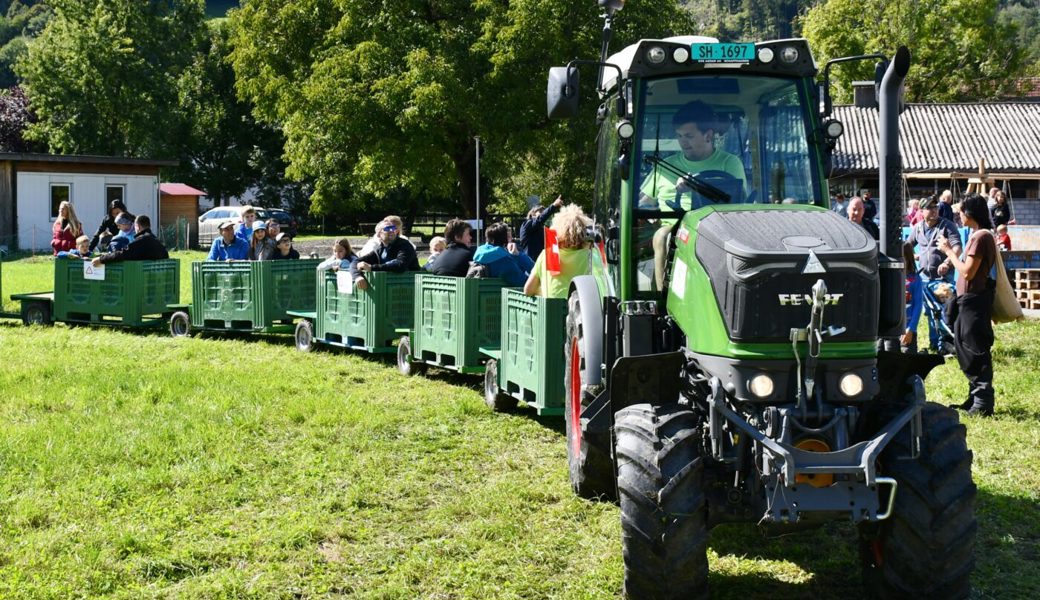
[548,2,976,598]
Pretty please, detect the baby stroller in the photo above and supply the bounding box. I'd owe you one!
[921,281,956,356]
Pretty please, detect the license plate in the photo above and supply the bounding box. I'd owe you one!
[690,43,754,63]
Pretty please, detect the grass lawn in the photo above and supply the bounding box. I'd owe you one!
[0,254,1038,598]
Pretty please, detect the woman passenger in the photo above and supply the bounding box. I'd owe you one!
[51,200,83,255]
[523,204,594,298]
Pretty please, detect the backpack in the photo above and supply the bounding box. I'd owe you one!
[465,261,489,279]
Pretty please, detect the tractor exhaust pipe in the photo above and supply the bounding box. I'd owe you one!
[878,46,910,259]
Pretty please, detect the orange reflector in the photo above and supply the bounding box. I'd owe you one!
[794,438,834,488]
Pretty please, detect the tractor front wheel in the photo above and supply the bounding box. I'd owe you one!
[858,401,976,599]
[616,403,708,600]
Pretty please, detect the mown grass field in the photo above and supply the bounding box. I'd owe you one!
[1,253,1038,598]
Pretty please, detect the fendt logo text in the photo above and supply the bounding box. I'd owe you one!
[778,293,844,306]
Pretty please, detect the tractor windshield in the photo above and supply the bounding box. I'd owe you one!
[635,74,821,211]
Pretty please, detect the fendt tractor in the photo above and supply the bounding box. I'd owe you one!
[548,2,976,598]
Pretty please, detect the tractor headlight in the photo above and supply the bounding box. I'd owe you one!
[839,373,864,397]
[757,47,774,64]
[646,46,666,65]
[672,47,690,64]
[749,373,774,398]
[780,46,800,64]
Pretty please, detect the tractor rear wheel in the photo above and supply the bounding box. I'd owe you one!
[616,403,708,600]
[858,402,976,599]
[564,289,615,500]
[483,359,516,411]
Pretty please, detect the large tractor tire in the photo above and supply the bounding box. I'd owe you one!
[616,404,708,600]
[564,281,615,500]
[859,402,976,599]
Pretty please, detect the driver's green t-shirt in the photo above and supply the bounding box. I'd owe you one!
[639,148,746,209]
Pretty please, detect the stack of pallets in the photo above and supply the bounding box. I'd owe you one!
[1016,269,1040,309]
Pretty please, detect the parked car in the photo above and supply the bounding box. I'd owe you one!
[197,206,270,247]
[266,209,299,237]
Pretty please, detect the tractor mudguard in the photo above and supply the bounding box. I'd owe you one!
[876,350,944,400]
[569,275,604,386]
[608,351,685,415]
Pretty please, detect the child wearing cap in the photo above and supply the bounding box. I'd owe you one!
[248,220,275,260]
[270,232,300,260]
[109,212,136,252]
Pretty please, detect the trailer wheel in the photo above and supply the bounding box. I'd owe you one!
[483,359,516,412]
[858,402,976,599]
[616,403,708,600]
[564,286,615,500]
[396,335,425,376]
[169,311,192,338]
[21,301,52,326]
[295,320,314,352]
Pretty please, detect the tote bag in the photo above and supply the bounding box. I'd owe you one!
[992,249,1024,324]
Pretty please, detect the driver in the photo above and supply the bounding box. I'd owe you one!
[640,100,746,290]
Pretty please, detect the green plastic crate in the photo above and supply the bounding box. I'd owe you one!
[190,260,319,331]
[52,259,180,326]
[497,289,568,415]
[316,270,416,352]
[411,274,506,373]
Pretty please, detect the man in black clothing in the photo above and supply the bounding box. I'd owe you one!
[861,189,878,223]
[848,197,879,240]
[426,218,474,277]
[351,218,420,290]
[91,215,169,265]
[89,199,130,252]
[518,195,563,260]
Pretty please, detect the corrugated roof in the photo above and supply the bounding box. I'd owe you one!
[160,183,206,196]
[0,152,178,167]
[831,102,1040,177]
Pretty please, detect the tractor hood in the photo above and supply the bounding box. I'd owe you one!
[692,208,879,343]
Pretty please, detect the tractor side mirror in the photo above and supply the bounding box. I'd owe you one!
[547,66,580,119]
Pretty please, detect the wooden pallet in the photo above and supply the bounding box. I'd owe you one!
[1015,269,1040,289]
[1018,288,1040,310]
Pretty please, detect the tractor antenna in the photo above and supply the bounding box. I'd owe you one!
[596,1,624,89]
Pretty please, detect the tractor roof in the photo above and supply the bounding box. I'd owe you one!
[601,36,718,91]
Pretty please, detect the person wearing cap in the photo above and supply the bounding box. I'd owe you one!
[207,220,249,261]
[108,212,137,252]
[89,199,130,252]
[92,215,168,265]
[270,232,300,260]
[350,217,420,290]
[248,220,275,260]
[235,206,258,243]
[908,194,961,354]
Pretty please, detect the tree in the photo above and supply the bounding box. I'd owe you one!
[16,0,206,156]
[0,85,41,151]
[801,0,1027,102]
[228,0,692,218]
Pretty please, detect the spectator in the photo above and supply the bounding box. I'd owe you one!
[51,200,83,255]
[425,218,473,277]
[248,220,275,260]
[317,238,356,271]
[996,224,1012,251]
[900,242,923,353]
[831,192,848,217]
[990,190,1014,228]
[235,206,258,242]
[861,189,877,222]
[91,215,168,265]
[987,186,1000,210]
[524,204,594,298]
[351,218,421,289]
[57,235,92,259]
[847,196,879,240]
[938,194,997,417]
[906,199,923,226]
[109,212,136,252]
[473,222,535,286]
[88,199,129,252]
[519,195,564,260]
[270,233,300,260]
[938,190,956,224]
[206,221,250,261]
[908,195,961,354]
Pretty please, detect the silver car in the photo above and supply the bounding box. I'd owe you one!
[197,206,269,247]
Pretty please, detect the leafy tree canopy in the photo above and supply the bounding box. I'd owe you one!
[229,0,691,218]
[801,0,1028,102]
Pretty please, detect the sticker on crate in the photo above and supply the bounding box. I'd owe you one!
[83,262,105,281]
[336,271,354,294]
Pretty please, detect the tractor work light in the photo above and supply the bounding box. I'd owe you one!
[646,46,666,65]
[780,46,800,63]
[824,119,844,139]
[672,47,690,63]
[749,373,774,398]
[616,119,635,139]
[839,372,864,397]
[757,47,774,64]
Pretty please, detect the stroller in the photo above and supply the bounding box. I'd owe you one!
[921,280,956,356]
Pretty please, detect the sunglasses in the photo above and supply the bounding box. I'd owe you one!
[382,225,398,232]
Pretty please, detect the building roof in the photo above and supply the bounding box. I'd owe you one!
[160,182,206,196]
[831,102,1040,177]
[0,152,178,167]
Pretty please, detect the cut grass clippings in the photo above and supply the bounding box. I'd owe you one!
[0,254,1038,598]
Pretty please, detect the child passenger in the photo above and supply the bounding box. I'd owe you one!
[270,233,300,260]
[56,235,92,259]
[248,220,274,260]
[109,212,136,252]
[317,238,356,271]
[423,236,447,271]
[523,204,594,298]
